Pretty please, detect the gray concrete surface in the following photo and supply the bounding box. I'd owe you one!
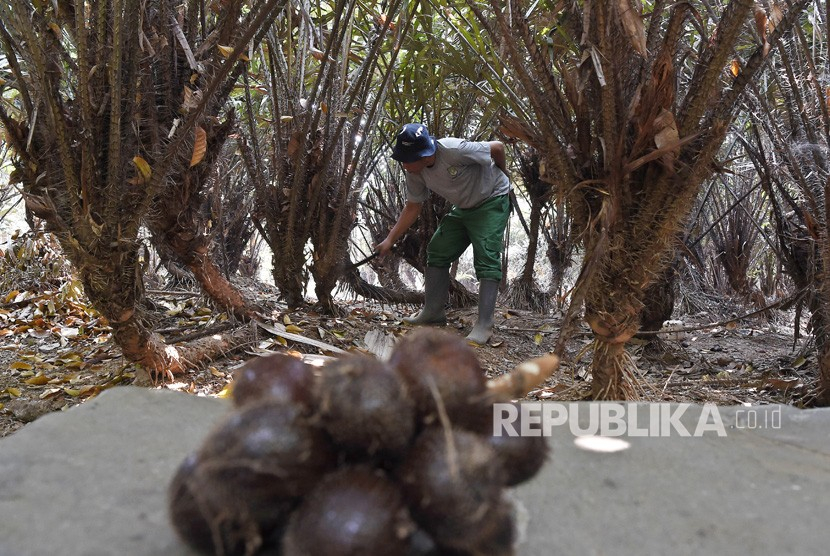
[0,387,828,556]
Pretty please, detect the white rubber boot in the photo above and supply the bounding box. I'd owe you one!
[466,279,499,344]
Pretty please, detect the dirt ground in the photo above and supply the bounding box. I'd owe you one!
[0,272,816,438]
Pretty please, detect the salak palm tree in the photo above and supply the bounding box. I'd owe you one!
[0,0,285,379]
[741,1,830,405]
[459,0,810,398]
[245,0,412,313]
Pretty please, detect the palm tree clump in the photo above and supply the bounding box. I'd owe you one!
[463,0,810,398]
[0,0,284,378]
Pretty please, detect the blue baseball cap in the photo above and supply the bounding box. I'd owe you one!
[391,123,436,163]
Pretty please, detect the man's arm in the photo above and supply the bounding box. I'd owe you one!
[375,201,423,255]
[488,141,507,174]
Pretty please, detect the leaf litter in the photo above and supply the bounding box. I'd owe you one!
[0,235,819,437]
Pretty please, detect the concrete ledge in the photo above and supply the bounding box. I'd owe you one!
[0,387,828,555]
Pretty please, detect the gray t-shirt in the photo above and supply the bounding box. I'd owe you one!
[404,138,510,209]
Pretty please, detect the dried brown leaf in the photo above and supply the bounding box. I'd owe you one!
[287,136,301,157]
[618,0,647,56]
[189,127,207,167]
[217,44,249,62]
[309,47,326,61]
[39,388,62,399]
[132,156,152,182]
[653,109,679,151]
[182,86,202,112]
[765,378,801,392]
[769,2,784,27]
[754,6,767,41]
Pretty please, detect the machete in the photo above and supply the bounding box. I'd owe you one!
[346,251,379,270]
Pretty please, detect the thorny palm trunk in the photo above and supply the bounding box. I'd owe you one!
[544,201,572,302]
[521,206,542,286]
[63,233,189,375]
[509,151,552,312]
[591,341,637,400]
[813,180,830,404]
[758,157,829,403]
[209,162,257,278]
[148,122,260,320]
[140,1,275,321]
[508,201,550,312]
[638,263,677,334]
[262,125,319,309]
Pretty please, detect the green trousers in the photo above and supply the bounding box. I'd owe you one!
[426,194,510,281]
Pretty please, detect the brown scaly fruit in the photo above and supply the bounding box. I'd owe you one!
[230,353,316,411]
[388,329,486,428]
[485,401,551,487]
[169,402,336,554]
[282,467,416,556]
[168,450,282,556]
[396,427,507,552]
[317,353,416,462]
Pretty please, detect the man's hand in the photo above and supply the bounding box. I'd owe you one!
[375,202,423,257]
[375,238,394,257]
